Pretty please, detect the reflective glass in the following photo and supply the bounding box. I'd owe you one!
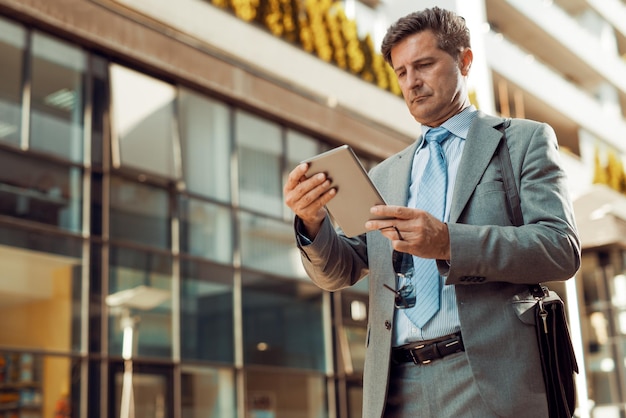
[236,111,282,215]
[110,362,172,418]
[0,352,82,417]
[108,246,172,359]
[239,211,306,278]
[30,32,86,162]
[179,196,233,263]
[245,370,328,418]
[180,259,234,363]
[0,17,25,146]
[181,366,236,418]
[0,225,82,352]
[0,149,83,231]
[179,90,231,202]
[109,176,170,249]
[242,273,325,371]
[110,64,178,178]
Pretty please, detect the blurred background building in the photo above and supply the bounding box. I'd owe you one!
[0,0,625,417]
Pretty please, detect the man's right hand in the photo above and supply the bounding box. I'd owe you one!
[283,163,336,239]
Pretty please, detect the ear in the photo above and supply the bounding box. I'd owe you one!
[459,48,473,76]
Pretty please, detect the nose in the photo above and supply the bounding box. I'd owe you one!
[406,69,422,90]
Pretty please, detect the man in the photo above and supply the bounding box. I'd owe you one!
[284,7,580,418]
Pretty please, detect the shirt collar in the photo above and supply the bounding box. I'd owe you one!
[419,105,478,141]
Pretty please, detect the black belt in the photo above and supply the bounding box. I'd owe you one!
[392,332,464,365]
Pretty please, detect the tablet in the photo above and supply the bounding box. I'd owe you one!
[302,144,389,237]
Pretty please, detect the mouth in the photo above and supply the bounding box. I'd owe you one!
[411,95,428,104]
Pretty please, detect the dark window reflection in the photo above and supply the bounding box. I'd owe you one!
[109,176,170,249]
[0,149,83,231]
[246,370,328,418]
[242,273,325,371]
[179,196,233,263]
[30,32,86,162]
[180,259,234,363]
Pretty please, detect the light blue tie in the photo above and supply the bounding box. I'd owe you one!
[406,126,449,328]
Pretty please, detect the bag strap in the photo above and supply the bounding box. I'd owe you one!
[495,120,546,299]
[495,119,523,228]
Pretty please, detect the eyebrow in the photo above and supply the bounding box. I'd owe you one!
[394,56,435,73]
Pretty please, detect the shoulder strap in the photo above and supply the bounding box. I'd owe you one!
[496,120,545,297]
[495,119,523,227]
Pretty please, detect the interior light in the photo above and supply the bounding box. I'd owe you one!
[256,342,269,351]
[613,274,626,308]
[600,357,615,372]
[351,300,367,321]
[44,88,76,111]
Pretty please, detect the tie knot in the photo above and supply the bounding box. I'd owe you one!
[425,127,449,145]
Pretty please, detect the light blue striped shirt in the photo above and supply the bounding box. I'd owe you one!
[393,106,478,346]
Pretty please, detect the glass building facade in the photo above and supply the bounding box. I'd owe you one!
[4,0,626,416]
[0,16,371,418]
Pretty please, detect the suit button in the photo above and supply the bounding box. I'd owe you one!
[384,320,392,330]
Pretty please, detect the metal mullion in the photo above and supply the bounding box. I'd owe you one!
[20,28,32,151]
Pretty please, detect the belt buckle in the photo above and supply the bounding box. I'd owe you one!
[409,343,436,365]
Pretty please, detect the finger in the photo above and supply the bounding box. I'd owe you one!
[284,163,310,193]
[370,205,415,220]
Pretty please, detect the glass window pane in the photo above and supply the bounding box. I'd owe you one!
[0,17,25,146]
[179,197,233,263]
[285,130,320,169]
[108,246,172,359]
[236,111,282,215]
[30,32,86,162]
[179,90,231,202]
[181,366,236,418]
[181,259,234,363]
[110,363,173,418]
[242,273,325,371]
[110,64,178,178]
[0,226,82,352]
[246,370,328,418]
[239,211,306,278]
[0,352,82,417]
[0,149,83,232]
[109,177,170,249]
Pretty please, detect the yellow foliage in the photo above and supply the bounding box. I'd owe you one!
[607,151,626,192]
[593,147,609,185]
[232,0,259,21]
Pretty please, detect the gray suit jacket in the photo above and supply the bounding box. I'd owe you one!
[298,112,581,417]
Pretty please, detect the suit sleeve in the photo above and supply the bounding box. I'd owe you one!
[444,122,581,285]
[295,216,370,291]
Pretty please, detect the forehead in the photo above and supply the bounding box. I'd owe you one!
[390,30,442,66]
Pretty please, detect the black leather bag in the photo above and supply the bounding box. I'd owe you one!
[497,120,578,417]
[529,284,579,417]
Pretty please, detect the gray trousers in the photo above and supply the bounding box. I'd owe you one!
[384,351,499,418]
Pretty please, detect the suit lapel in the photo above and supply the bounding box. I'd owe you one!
[379,141,420,207]
[450,113,506,223]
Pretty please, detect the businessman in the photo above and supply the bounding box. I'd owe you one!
[284,7,580,417]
